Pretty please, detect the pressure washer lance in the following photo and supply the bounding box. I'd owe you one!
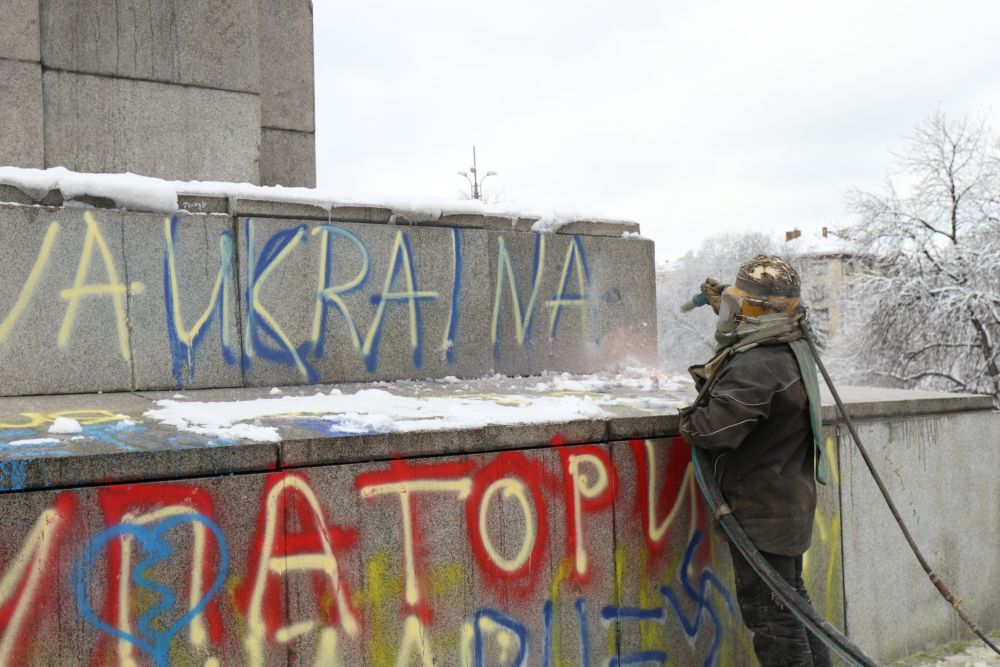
[679,288,724,312]
[681,288,1000,659]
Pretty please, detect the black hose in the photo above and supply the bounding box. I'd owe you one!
[801,323,1000,657]
[690,445,880,667]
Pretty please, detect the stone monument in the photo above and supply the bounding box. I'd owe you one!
[1,0,316,186]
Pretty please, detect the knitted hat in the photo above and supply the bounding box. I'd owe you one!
[734,255,801,298]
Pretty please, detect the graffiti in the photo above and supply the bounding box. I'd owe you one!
[545,236,591,342]
[360,227,440,372]
[0,437,778,665]
[491,234,545,356]
[236,473,359,666]
[90,485,228,667]
[309,225,370,358]
[244,221,314,380]
[0,220,59,342]
[243,218,445,380]
[0,212,144,359]
[660,531,735,667]
[0,409,132,430]
[59,212,145,361]
[473,608,529,667]
[0,493,75,666]
[562,444,618,581]
[0,211,609,390]
[74,513,229,667]
[163,216,236,388]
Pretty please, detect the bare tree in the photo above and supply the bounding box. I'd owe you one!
[844,112,1000,403]
[658,231,778,371]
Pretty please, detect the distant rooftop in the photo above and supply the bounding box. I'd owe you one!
[784,227,854,257]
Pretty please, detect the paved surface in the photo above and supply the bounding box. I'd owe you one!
[896,638,1000,666]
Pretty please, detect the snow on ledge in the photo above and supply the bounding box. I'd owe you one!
[143,370,693,443]
[0,166,637,234]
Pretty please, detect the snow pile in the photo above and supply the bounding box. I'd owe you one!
[0,166,630,234]
[48,417,83,434]
[145,387,615,443]
[0,166,177,211]
[529,369,693,394]
[9,438,60,446]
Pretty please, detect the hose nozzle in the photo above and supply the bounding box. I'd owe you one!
[680,282,728,313]
[679,292,709,312]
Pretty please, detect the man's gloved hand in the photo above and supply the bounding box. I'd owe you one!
[700,278,724,314]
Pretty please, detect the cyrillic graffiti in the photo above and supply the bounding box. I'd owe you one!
[0,211,602,389]
[0,437,795,665]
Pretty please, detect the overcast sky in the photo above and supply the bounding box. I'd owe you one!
[313,0,1000,262]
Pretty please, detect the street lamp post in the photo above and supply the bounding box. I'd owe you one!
[457,146,497,200]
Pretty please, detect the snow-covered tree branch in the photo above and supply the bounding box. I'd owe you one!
[844,111,1000,404]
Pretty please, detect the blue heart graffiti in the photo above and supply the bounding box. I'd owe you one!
[73,513,229,667]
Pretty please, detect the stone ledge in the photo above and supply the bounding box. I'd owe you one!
[232,198,393,222]
[819,386,994,423]
[555,219,641,237]
[0,378,991,494]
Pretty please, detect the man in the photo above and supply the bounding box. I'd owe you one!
[679,255,832,667]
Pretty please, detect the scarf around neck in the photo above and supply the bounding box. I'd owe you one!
[683,312,829,485]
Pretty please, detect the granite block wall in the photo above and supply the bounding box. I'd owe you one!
[2,0,315,186]
[0,203,655,395]
[0,434,840,666]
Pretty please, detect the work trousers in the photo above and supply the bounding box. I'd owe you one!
[729,544,833,667]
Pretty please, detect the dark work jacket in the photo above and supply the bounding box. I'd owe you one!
[680,344,816,556]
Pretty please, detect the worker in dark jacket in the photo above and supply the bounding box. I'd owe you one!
[680,255,832,667]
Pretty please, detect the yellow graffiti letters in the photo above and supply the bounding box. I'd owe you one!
[490,235,545,348]
[642,440,699,545]
[245,222,311,379]
[476,478,536,573]
[0,503,69,665]
[0,221,59,342]
[244,476,358,667]
[163,217,234,354]
[0,409,132,430]
[361,230,439,361]
[546,238,589,341]
[114,505,215,667]
[393,615,436,667]
[58,212,144,360]
[358,477,472,607]
[310,225,368,352]
[567,452,610,577]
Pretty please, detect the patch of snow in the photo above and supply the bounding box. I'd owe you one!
[269,387,283,395]
[173,393,186,399]
[530,210,617,234]
[144,387,622,442]
[0,166,630,228]
[8,438,60,446]
[0,166,176,211]
[48,417,83,434]
[320,413,398,434]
